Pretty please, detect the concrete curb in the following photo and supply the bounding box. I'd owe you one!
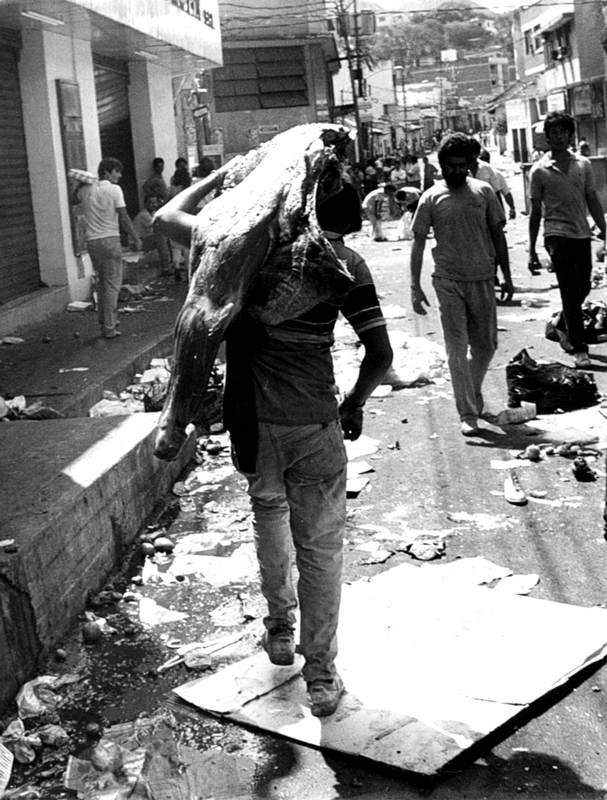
[0,413,195,712]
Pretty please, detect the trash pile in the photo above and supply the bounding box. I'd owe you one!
[332,326,448,395]
[0,675,79,796]
[88,359,224,428]
[0,395,63,422]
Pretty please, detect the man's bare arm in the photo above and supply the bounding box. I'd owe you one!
[586,189,606,239]
[153,170,226,247]
[410,233,430,314]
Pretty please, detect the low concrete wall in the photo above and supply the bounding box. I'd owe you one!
[0,414,195,712]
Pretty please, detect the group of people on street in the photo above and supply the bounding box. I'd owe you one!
[84,109,604,720]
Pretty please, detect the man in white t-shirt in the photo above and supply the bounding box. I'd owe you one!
[75,158,141,338]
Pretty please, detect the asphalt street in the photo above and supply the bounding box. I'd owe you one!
[5,161,607,799]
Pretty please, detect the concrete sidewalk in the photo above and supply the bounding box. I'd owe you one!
[0,271,194,712]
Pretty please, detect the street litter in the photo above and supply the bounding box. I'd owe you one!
[344,434,379,460]
[15,676,61,719]
[66,301,93,312]
[382,330,448,388]
[62,713,256,800]
[157,633,245,673]
[347,461,374,478]
[89,397,144,417]
[504,470,527,505]
[174,560,607,776]
[447,512,514,531]
[138,597,189,627]
[571,456,597,481]
[493,401,537,425]
[355,541,393,564]
[0,743,12,794]
[494,574,540,595]
[406,535,446,561]
[0,337,24,345]
[346,475,370,496]
[424,556,512,586]
[506,349,600,413]
[167,542,258,587]
[58,367,89,373]
[0,721,40,765]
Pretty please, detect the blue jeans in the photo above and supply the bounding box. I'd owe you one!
[240,420,347,682]
[87,236,123,336]
[433,275,497,422]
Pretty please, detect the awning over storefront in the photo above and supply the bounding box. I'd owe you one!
[537,11,574,35]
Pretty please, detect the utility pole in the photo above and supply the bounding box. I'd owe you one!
[335,0,375,162]
[336,0,362,162]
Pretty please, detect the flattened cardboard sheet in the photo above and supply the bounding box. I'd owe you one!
[174,562,607,775]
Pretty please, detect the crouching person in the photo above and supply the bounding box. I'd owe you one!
[224,184,393,716]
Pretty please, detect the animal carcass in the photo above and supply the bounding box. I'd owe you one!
[154,124,354,460]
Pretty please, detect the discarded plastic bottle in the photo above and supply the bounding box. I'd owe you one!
[494,401,537,425]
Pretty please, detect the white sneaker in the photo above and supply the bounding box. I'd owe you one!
[504,470,527,505]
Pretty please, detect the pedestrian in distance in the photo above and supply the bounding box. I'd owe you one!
[361,182,397,241]
[169,157,192,197]
[169,158,193,282]
[142,157,172,273]
[578,136,591,157]
[389,160,408,189]
[421,155,438,191]
[479,148,516,220]
[72,157,141,339]
[154,178,393,717]
[409,132,513,436]
[132,195,167,269]
[142,156,169,204]
[528,111,606,369]
[394,186,421,240]
[404,154,421,189]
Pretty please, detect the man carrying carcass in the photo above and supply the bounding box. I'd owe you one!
[155,178,392,717]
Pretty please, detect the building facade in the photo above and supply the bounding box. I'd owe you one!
[208,0,339,160]
[0,0,222,335]
[507,0,607,162]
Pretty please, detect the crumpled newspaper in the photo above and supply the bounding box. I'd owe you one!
[0,720,41,764]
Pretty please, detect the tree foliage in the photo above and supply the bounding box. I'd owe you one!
[370,3,512,65]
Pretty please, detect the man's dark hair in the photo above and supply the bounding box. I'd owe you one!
[97,157,123,179]
[175,157,188,168]
[383,182,396,193]
[152,157,165,170]
[544,111,575,137]
[468,137,481,157]
[316,182,362,235]
[438,133,474,169]
[479,148,491,163]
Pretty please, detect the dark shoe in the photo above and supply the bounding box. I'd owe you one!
[307,674,345,717]
[460,418,479,436]
[262,625,295,666]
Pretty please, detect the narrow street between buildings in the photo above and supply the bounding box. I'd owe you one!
[2,162,607,800]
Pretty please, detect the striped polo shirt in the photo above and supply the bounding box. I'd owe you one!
[251,235,386,425]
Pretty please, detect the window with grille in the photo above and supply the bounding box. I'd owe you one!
[214,47,308,112]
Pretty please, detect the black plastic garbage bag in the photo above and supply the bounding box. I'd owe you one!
[506,348,600,413]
